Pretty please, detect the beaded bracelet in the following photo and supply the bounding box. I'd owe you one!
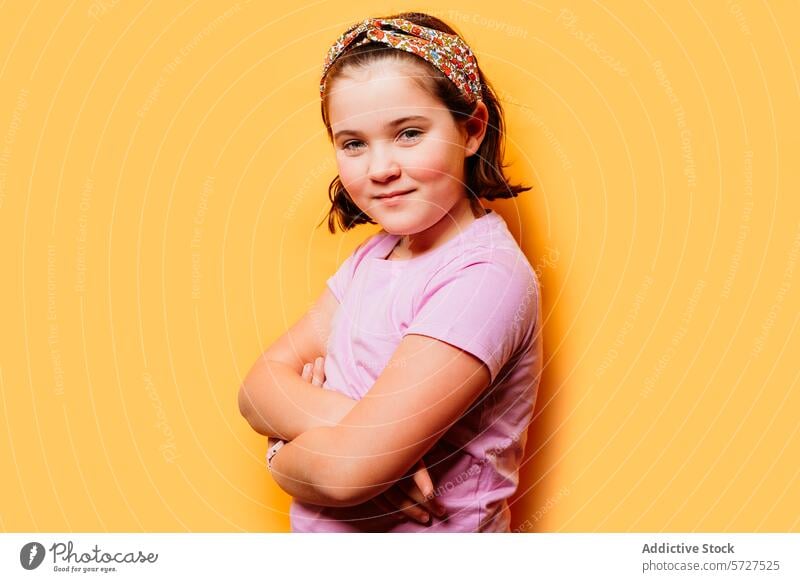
[266,437,286,472]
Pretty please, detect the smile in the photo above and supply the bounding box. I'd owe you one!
[375,189,414,201]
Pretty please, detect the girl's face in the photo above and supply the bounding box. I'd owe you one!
[327,61,486,236]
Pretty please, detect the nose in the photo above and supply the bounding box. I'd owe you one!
[367,142,401,183]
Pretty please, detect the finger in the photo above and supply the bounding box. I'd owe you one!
[383,485,430,525]
[410,460,444,509]
[372,494,404,522]
[404,464,446,517]
[400,478,446,518]
[301,363,312,383]
[384,487,430,525]
[311,356,325,387]
[413,462,435,500]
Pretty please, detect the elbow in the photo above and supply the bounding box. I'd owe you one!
[237,383,254,422]
[317,480,367,508]
[237,384,269,436]
[237,383,254,418]
[315,459,386,508]
[270,428,390,508]
[275,442,370,507]
[314,483,367,508]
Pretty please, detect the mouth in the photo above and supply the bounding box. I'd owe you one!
[374,189,414,200]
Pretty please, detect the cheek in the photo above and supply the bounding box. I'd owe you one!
[405,142,463,184]
[336,157,365,192]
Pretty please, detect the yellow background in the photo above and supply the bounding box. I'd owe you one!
[1,0,798,532]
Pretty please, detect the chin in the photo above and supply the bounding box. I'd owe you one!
[373,214,424,235]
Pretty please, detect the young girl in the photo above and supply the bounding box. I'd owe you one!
[239,12,543,532]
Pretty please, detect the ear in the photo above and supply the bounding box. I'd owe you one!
[463,100,489,158]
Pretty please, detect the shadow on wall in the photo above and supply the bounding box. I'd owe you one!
[491,205,565,533]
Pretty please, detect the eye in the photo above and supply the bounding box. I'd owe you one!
[341,140,365,152]
[398,128,423,142]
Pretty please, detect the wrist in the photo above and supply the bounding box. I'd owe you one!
[266,437,286,472]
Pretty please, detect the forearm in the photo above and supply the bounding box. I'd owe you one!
[238,360,357,440]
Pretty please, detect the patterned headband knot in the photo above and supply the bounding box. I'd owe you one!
[320,18,482,103]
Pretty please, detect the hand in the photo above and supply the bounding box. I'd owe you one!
[301,356,326,387]
[300,356,446,525]
[372,459,447,525]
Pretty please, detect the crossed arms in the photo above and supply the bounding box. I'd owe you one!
[238,286,490,508]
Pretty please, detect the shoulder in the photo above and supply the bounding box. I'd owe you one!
[327,230,393,302]
[428,211,537,290]
[407,245,539,384]
[425,244,538,305]
[333,229,392,272]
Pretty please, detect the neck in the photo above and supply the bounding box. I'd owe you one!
[396,197,485,258]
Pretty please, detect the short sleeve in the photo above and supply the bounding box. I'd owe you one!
[326,251,356,303]
[325,234,379,303]
[402,255,539,384]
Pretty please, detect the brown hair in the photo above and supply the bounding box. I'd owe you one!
[319,11,531,234]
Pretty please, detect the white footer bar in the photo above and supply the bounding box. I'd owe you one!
[1,533,797,581]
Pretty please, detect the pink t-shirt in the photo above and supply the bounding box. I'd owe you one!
[290,209,543,532]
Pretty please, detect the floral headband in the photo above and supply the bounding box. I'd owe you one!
[320,18,483,103]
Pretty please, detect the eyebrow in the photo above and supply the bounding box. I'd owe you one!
[333,115,430,141]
